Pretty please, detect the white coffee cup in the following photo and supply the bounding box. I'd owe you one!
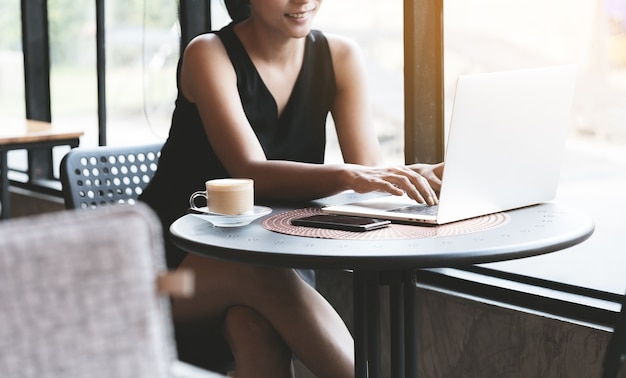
[189,178,254,215]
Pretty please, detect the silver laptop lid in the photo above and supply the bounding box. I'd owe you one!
[436,65,577,224]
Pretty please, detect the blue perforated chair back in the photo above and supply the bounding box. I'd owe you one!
[60,143,163,209]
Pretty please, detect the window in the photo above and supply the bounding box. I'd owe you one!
[47,0,180,147]
[0,0,24,118]
[443,0,626,295]
[102,0,179,145]
[48,0,96,138]
[0,0,28,176]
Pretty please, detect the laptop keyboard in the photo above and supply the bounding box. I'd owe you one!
[388,204,439,216]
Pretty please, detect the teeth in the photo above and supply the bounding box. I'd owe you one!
[287,12,307,18]
[286,8,315,18]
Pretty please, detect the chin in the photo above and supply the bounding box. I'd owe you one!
[291,30,312,39]
[284,23,314,38]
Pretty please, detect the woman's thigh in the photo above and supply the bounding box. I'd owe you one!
[172,253,309,322]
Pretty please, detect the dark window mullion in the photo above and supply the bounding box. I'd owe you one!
[21,0,54,181]
[179,0,212,54]
[21,0,51,122]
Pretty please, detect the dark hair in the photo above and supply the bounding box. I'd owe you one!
[224,0,251,23]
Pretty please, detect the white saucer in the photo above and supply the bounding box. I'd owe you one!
[188,206,272,227]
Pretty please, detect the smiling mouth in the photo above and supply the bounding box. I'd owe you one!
[285,8,316,19]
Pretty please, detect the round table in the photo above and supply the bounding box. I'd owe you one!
[170,201,594,377]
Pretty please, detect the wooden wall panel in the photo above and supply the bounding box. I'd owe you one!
[316,270,618,377]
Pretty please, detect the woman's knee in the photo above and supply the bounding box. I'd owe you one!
[224,305,292,362]
[224,305,283,344]
[225,305,270,335]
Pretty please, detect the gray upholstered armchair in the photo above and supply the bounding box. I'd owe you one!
[0,204,224,378]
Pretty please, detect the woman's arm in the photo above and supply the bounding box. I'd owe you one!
[326,35,442,203]
[180,34,352,201]
[326,34,383,166]
[180,33,439,204]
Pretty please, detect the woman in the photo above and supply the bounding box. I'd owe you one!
[140,0,443,376]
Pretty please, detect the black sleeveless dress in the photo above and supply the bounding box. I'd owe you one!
[140,22,337,268]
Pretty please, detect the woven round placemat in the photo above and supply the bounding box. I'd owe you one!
[261,207,510,240]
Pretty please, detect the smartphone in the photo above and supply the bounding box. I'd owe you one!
[291,214,391,232]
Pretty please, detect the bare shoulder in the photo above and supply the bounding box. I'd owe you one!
[324,33,363,65]
[183,33,229,66]
[323,33,367,89]
[180,33,234,101]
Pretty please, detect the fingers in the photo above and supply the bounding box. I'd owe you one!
[428,162,445,190]
[402,172,438,205]
[408,163,444,190]
[379,167,439,206]
[349,164,441,205]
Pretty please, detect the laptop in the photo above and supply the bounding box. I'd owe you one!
[323,65,577,225]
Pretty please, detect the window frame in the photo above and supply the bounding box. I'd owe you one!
[404,0,445,165]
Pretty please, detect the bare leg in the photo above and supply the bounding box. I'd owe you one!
[223,305,294,378]
[173,254,354,378]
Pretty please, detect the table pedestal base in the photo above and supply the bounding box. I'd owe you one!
[354,270,418,378]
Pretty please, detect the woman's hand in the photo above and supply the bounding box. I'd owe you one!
[408,162,444,193]
[346,162,444,206]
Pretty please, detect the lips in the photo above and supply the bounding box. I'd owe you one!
[285,7,316,19]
